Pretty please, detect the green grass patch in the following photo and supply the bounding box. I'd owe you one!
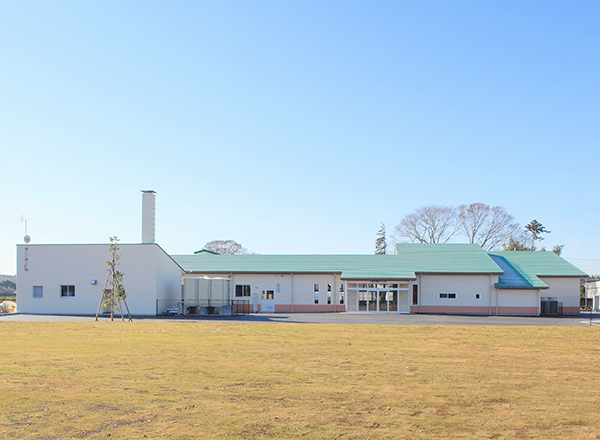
[1,322,599,439]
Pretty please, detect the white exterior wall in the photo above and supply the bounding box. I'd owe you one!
[417,274,496,314]
[585,280,600,311]
[539,276,581,315]
[17,244,182,316]
[585,280,600,299]
[182,273,344,312]
[495,289,539,315]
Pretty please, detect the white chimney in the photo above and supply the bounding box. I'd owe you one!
[141,190,156,244]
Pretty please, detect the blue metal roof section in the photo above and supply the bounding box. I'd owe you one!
[488,254,547,289]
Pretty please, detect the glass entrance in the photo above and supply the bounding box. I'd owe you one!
[346,282,409,313]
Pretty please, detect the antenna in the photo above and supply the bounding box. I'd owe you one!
[21,215,33,243]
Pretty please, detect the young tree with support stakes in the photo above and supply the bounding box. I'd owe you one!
[95,236,132,322]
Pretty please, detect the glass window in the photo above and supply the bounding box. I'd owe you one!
[61,285,75,297]
[33,286,43,298]
[262,290,274,300]
[368,291,377,311]
[314,284,319,304]
[378,291,387,311]
[358,290,367,311]
[235,285,251,297]
[339,284,345,305]
[439,293,456,299]
[388,291,398,311]
[412,285,418,305]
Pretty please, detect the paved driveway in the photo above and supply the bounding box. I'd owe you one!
[2,312,599,326]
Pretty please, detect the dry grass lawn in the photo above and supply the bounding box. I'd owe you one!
[0,321,599,439]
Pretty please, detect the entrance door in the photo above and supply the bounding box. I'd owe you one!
[261,290,275,313]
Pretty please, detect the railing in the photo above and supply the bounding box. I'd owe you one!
[156,299,251,316]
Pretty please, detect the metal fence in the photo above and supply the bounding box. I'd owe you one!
[581,297,594,310]
[156,299,251,316]
[540,300,563,316]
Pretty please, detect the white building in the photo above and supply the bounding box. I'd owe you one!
[171,244,584,316]
[584,279,600,311]
[16,243,182,316]
[15,191,587,317]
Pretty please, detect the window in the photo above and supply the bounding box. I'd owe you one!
[412,285,418,305]
[235,285,251,297]
[61,285,75,297]
[33,286,43,298]
[439,293,456,299]
[327,284,332,304]
[475,293,481,299]
[261,290,274,300]
[339,284,345,305]
[314,284,319,304]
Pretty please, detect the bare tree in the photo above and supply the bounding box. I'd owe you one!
[457,203,521,251]
[203,240,248,255]
[393,205,459,244]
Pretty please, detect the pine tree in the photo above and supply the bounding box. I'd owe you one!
[524,220,550,251]
[375,223,387,255]
[552,244,564,256]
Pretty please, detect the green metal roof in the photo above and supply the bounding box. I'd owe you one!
[171,254,417,280]
[172,245,586,283]
[174,243,504,280]
[194,249,220,255]
[489,251,587,289]
[394,243,503,274]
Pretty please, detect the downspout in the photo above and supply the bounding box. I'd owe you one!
[488,274,492,316]
[291,273,294,313]
[333,274,336,313]
[495,286,499,316]
[230,273,233,308]
[418,274,422,314]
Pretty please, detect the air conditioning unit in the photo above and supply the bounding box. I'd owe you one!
[541,299,562,316]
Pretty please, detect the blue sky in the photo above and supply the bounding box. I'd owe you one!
[1,1,599,275]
